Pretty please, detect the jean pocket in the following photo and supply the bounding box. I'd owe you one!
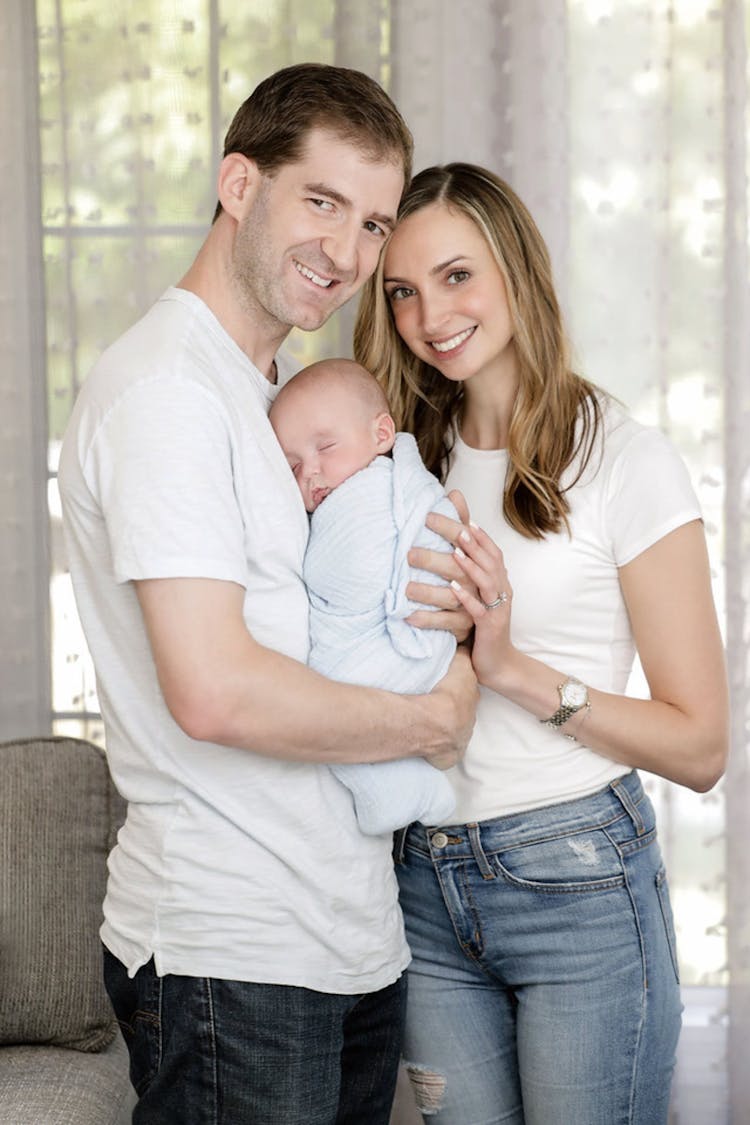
[489,828,626,893]
[655,864,681,983]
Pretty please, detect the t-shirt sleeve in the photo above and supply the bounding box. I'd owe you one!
[85,377,248,586]
[604,425,703,567]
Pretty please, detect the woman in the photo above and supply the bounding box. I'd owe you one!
[354,164,729,1124]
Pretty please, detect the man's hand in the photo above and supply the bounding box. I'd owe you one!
[420,646,478,770]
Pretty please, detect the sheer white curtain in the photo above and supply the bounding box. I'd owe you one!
[1,0,746,1119]
[0,0,50,740]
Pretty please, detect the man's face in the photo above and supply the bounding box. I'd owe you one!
[232,128,404,334]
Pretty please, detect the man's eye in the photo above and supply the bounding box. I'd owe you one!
[364,220,386,237]
[310,198,334,211]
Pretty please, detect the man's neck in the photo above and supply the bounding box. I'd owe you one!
[178,223,288,383]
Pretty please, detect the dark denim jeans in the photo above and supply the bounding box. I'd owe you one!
[103,947,406,1124]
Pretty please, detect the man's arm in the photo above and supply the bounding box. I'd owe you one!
[136,576,477,766]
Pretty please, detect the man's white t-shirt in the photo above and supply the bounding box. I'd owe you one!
[442,398,702,822]
[58,287,409,991]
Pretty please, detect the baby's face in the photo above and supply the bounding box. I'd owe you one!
[271,385,386,513]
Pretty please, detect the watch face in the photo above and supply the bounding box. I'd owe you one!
[561,679,588,708]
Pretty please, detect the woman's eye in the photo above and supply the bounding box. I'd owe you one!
[447,270,470,285]
[387,286,414,302]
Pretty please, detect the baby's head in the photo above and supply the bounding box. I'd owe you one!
[269,358,396,513]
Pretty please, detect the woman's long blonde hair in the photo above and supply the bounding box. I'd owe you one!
[354,163,604,539]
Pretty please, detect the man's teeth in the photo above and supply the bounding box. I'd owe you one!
[432,328,474,353]
[295,262,332,288]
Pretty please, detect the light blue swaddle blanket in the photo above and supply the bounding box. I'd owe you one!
[304,432,458,835]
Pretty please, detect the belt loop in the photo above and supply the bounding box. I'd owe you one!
[467,823,495,880]
[392,826,407,865]
[610,773,645,836]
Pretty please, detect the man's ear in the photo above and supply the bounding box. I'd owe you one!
[216,153,261,221]
[374,412,396,453]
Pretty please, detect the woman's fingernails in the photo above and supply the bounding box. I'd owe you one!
[460,529,471,543]
[454,545,466,559]
[450,580,462,592]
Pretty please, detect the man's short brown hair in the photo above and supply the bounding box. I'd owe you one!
[213,63,413,221]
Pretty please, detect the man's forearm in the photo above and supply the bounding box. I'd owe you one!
[136,577,477,767]
[181,641,456,764]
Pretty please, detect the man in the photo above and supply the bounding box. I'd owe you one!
[59,63,476,1125]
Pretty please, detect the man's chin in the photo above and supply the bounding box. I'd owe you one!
[291,292,352,333]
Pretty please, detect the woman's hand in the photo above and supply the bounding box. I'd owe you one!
[447,520,516,688]
[406,489,476,643]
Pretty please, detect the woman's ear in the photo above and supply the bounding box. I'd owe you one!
[216,153,261,221]
[374,412,397,453]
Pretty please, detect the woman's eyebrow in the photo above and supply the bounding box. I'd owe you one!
[384,255,467,284]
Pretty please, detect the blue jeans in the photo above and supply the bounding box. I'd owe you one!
[394,771,682,1124]
[103,948,406,1124]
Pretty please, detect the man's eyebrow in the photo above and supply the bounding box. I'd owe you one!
[384,255,467,284]
[304,182,396,231]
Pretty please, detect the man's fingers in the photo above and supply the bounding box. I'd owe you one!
[406,607,474,642]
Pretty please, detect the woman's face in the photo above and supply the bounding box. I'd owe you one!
[383,202,515,388]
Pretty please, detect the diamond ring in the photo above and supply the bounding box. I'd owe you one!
[482,592,509,610]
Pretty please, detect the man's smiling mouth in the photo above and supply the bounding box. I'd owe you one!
[295,261,334,289]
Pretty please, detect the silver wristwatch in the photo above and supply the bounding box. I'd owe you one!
[541,677,589,730]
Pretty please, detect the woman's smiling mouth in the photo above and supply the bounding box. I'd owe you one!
[430,326,475,354]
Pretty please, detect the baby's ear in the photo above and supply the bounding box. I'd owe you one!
[374,412,396,452]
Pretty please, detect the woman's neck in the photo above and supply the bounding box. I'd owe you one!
[460,361,518,450]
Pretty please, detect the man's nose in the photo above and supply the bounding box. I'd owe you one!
[322,220,359,278]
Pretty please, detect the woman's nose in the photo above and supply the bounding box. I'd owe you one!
[420,291,451,336]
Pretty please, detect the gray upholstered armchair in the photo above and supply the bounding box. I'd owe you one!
[0,737,135,1124]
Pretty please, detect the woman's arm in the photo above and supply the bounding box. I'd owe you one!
[449,519,729,793]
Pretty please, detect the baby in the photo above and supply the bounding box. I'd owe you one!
[269,358,458,835]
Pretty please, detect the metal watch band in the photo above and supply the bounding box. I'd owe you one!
[540,677,589,730]
[541,703,580,729]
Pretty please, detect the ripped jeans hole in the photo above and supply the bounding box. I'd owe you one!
[404,1062,447,1116]
[567,837,599,865]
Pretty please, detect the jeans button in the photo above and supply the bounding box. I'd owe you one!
[431,832,449,848]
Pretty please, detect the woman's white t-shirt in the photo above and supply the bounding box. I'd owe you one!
[442,399,702,821]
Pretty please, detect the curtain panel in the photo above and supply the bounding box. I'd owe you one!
[0,0,50,740]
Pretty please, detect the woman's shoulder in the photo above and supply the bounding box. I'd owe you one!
[582,391,665,455]
[571,390,688,492]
